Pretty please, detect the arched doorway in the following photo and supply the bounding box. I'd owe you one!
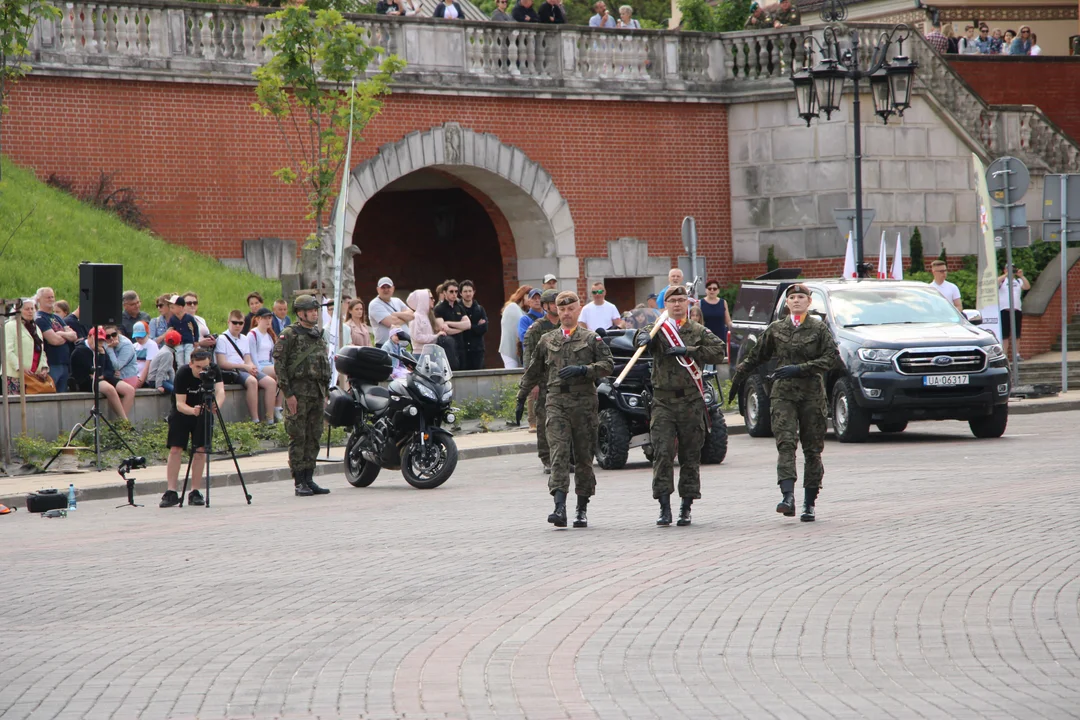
[333,123,578,369]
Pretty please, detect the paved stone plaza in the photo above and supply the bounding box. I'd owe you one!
[2,411,1079,720]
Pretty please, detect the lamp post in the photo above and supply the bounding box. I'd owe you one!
[792,4,917,278]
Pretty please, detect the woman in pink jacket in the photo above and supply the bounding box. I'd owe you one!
[407,289,446,351]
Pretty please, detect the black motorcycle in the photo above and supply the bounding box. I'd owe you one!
[328,344,459,489]
[593,309,728,470]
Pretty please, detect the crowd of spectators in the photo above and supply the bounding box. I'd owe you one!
[924,21,1042,56]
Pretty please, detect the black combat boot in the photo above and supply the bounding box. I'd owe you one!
[573,496,589,528]
[656,495,673,526]
[676,497,693,526]
[295,471,314,497]
[776,479,796,517]
[548,490,568,527]
[304,469,331,495]
[801,486,819,522]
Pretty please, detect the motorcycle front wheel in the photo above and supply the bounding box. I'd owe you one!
[401,430,458,489]
[344,431,381,487]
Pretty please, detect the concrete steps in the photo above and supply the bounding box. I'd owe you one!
[1050,317,1080,351]
[1016,361,1080,388]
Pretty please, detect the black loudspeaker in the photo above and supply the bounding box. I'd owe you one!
[79,263,123,328]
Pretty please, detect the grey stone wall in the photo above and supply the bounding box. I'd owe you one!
[729,94,1049,265]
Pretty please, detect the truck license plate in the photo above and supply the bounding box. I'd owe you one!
[923,374,970,386]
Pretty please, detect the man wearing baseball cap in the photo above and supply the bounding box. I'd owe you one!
[518,290,613,528]
[729,283,839,522]
[542,274,558,290]
[368,277,415,346]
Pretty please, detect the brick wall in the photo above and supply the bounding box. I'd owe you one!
[948,56,1080,144]
[1,75,731,288]
[1019,261,1080,359]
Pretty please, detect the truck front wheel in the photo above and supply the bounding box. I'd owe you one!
[969,405,1008,438]
[832,378,871,443]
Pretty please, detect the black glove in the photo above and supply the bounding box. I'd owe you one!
[513,398,525,426]
[772,364,801,380]
[558,365,588,380]
[665,346,688,357]
[635,333,650,347]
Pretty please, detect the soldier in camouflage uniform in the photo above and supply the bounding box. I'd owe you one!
[522,289,560,473]
[771,0,800,27]
[730,283,838,521]
[272,294,333,497]
[635,285,726,527]
[518,291,614,528]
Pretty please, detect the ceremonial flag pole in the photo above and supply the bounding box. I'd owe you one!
[842,231,857,279]
[328,81,356,386]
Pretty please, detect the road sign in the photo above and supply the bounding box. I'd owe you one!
[1042,174,1080,221]
[991,203,1026,230]
[681,216,697,256]
[1042,222,1080,242]
[832,208,875,240]
[986,156,1030,205]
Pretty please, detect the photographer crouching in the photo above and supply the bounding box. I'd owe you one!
[159,350,225,508]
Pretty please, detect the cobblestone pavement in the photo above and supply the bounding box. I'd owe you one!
[2,412,1079,720]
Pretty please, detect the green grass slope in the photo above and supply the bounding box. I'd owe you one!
[0,157,281,331]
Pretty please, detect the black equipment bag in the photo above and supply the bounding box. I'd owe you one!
[335,346,392,383]
[325,387,358,427]
[27,489,69,513]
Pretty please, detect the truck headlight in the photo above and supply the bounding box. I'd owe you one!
[985,344,1005,361]
[857,348,898,363]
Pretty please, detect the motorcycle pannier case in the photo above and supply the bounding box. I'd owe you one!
[325,387,358,427]
[335,346,393,383]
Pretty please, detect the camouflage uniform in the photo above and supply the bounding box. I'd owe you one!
[771,2,801,27]
[272,323,332,474]
[522,313,559,468]
[638,319,726,499]
[519,326,613,496]
[731,314,838,488]
[744,9,772,28]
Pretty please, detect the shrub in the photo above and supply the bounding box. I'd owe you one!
[765,245,779,272]
[909,227,924,273]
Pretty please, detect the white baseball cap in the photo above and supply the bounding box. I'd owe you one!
[377,277,394,288]
[543,273,557,283]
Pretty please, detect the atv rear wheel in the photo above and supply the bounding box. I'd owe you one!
[595,408,631,470]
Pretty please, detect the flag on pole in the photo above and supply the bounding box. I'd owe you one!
[328,82,357,386]
[877,230,887,279]
[890,232,903,280]
[842,231,857,279]
[972,153,1001,341]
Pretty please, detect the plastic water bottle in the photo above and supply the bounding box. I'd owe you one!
[67,483,77,511]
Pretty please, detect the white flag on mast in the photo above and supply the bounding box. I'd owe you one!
[328,82,357,387]
[891,232,904,280]
[877,230,887,279]
[842,231,857,279]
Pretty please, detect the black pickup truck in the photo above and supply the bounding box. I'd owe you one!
[729,275,1011,442]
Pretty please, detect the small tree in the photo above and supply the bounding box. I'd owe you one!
[765,245,779,272]
[0,0,61,182]
[938,243,947,263]
[253,6,405,292]
[908,227,924,273]
[677,0,752,31]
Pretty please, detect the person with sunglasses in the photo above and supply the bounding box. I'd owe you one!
[1009,25,1033,55]
[182,293,217,350]
[578,281,623,331]
[70,328,132,421]
[148,294,172,345]
[167,294,199,365]
[434,279,472,371]
[104,325,141,416]
[216,310,279,425]
[699,281,732,350]
[491,0,512,20]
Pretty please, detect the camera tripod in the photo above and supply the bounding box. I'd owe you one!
[179,389,251,508]
[43,326,138,472]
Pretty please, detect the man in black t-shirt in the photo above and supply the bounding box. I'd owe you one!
[433,279,472,371]
[460,280,489,370]
[160,350,225,508]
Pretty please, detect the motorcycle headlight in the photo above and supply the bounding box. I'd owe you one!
[857,348,898,364]
[703,390,714,404]
[415,382,437,401]
[985,343,1005,361]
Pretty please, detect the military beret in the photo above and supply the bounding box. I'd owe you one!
[556,291,579,306]
[540,289,559,304]
[664,285,688,301]
[785,283,811,297]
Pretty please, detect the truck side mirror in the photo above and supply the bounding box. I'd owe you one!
[962,309,983,325]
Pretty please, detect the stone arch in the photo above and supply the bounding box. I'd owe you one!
[334,123,577,289]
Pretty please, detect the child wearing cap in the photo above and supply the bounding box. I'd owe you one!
[147,329,182,394]
[132,320,159,388]
[166,294,198,365]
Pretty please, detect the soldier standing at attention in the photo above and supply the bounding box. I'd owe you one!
[730,284,838,521]
[521,289,561,474]
[518,291,613,528]
[273,294,333,497]
[635,285,726,527]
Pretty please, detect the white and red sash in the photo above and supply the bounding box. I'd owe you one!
[657,319,710,427]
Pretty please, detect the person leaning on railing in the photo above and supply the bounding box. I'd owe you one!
[743,2,771,29]
[491,0,512,20]
[512,0,539,22]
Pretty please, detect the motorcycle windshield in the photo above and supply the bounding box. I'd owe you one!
[414,344,453,382]
[624,307,661,330]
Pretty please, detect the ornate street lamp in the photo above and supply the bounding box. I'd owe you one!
[791,9,918,277]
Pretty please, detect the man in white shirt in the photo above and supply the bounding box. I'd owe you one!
[997,266,1030,360]
[215,310,278,424]
[578,282,624,331]
[368,277,415,346]
[928,261,962,311]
